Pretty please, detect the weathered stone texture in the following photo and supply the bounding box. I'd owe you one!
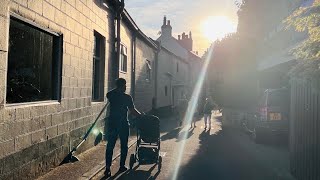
[0,0,158,179]
[0,16,9,52]
[134,38,156,113]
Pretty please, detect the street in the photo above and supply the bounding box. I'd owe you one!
[92,114,294,180]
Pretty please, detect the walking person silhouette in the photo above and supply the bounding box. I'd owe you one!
[104,78,142,178]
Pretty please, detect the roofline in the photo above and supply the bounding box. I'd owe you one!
[160,46,189,64]
[122,9,158,50]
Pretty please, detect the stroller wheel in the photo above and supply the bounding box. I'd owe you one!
[129,154,135,169]
[158,156,162,171]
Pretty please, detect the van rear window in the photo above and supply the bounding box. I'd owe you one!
[267,91,288,106]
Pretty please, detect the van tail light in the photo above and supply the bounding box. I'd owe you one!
[260,106,268,119]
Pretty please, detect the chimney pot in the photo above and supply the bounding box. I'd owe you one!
[163,16,167,26]
[178,35,181,40]
[167,20,171,26]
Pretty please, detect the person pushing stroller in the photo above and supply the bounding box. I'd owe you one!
[104,78,142,178]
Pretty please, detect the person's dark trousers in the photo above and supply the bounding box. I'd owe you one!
[105,124,129,167]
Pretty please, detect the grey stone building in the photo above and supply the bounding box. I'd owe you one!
[0,0,157,179]
[155,16,202,113]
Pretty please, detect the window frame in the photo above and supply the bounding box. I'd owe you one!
[119,43,128,73]
[92,31,106,102]
[5,14,63,105]
[145,59,152,82]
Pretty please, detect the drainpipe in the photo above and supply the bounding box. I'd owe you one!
[153,42,161,110]
[131,32,137,99]
[115,0,125,81]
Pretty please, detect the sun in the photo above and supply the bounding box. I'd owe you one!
[201,16,237,42]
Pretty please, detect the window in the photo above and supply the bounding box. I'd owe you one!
[146,60,151,81]
[6,17,62,104]
[92,31,105,101]
[165,86,168,96]
[119,44,127,72]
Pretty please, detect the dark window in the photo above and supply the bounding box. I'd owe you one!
[119,44,127,72]
[92,31,105,101]
[146,60,151,81]
[165,86,168,96]
[267,90,289,107]
[7,17,62,104]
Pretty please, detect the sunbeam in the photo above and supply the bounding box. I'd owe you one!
[171,45,214,180]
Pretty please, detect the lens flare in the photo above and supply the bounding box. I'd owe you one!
[171,45,214,180]
[92,128,100,136]
[202,16,237,41]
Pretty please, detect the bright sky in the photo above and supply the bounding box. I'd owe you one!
[126,0,239,55]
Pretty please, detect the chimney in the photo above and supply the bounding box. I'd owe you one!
[178,35,181,40]
[161,16,172,39]
[182,32,185,39]
[186,35,189,39]
[189,31,192,39]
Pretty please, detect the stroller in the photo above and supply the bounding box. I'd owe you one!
[129,115,162,171]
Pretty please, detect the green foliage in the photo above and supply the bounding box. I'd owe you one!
[285,2,320,79]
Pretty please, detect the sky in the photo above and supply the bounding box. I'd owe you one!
[125,0,239,55]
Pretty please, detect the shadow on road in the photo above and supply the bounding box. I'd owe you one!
[176,120,294,180]
[176,127,195,142]
[110,164,160,180]
[160,127,182,141]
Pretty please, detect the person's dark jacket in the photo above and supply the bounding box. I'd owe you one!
[203,101,214,114]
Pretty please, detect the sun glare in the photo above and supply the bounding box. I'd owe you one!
[202,16,237,42]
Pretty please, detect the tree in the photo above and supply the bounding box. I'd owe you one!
[285,1,320,80]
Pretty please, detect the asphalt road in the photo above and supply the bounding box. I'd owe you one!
[93,115,295,180]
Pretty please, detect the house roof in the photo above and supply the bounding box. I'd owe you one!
[102,1,158,50]
[122,9,158,50]
[258,0,315,71]
[257,42,299,71]
[157,35,189,59]
[157,35,202,62]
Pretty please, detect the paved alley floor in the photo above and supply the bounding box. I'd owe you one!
[92,115,295,180]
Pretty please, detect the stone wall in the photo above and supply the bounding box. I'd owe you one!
[0,0,113,179]
[156,48,189,109]
[134,38,156,113]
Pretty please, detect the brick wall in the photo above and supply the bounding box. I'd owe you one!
[0,0,114,179]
